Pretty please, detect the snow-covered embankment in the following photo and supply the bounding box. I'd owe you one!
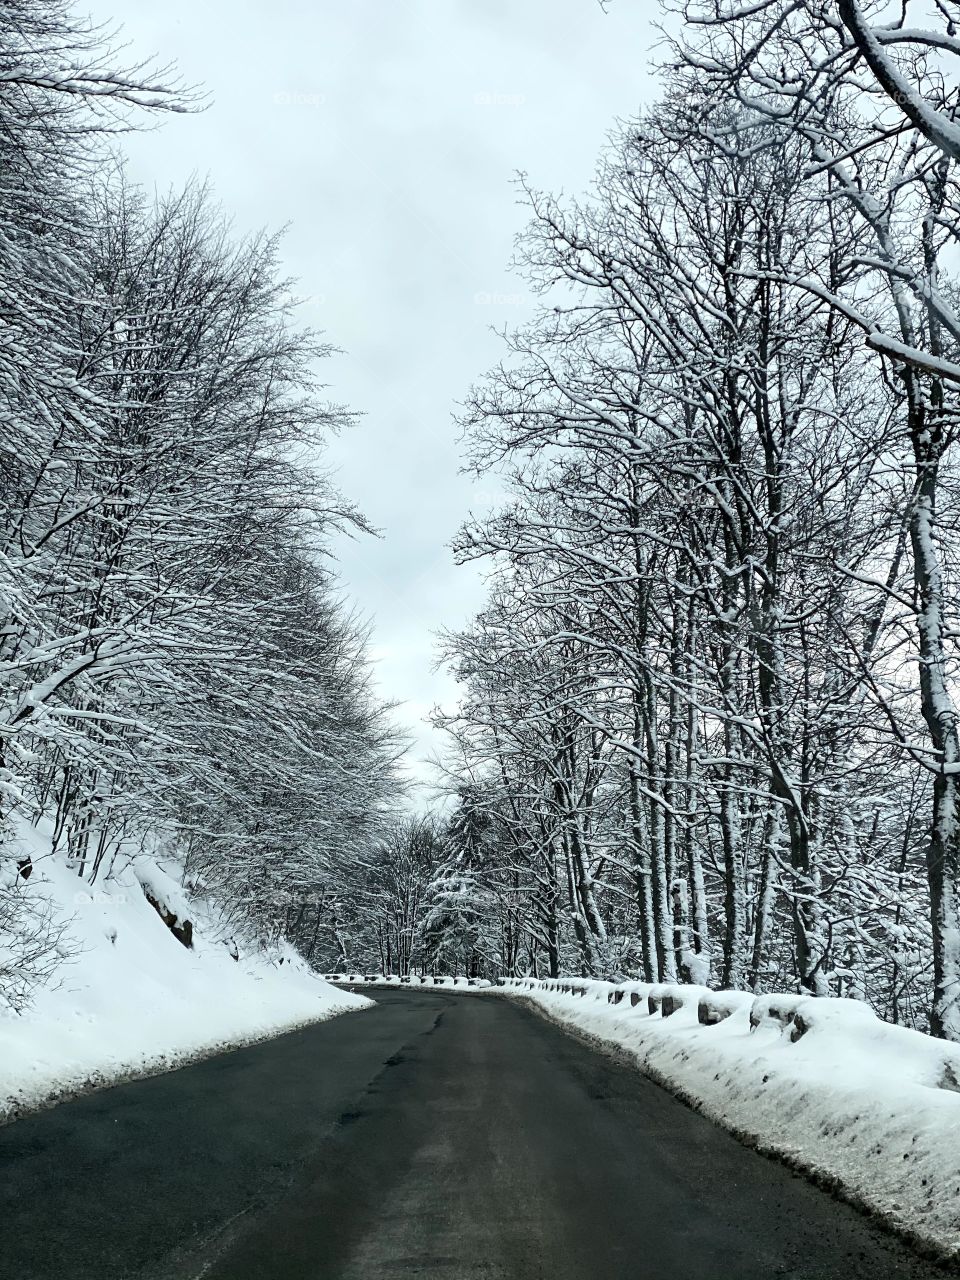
[0,822,369,1124]
[501,976,960,1262]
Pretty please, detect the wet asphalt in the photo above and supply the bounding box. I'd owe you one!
[0,987,951,1279]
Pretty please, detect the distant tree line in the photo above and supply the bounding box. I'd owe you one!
[431,0,960,1039]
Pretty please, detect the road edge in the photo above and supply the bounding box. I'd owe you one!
[0,998,372,1129]
[505,991,959,1273]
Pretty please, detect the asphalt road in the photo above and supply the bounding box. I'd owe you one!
[0,988,949,1280]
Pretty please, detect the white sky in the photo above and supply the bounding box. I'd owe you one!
[92,0,661,793]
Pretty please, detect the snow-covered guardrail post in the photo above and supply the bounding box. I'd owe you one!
[749,994,807,1034]
[660,985,713,1018]
[661,989,683,1017]
[697,990,755,1025]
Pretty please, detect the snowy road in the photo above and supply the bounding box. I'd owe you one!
[0,988,946,1280]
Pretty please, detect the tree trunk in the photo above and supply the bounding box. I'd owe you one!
[911,442,960,1039]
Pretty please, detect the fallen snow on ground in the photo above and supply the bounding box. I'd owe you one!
[500,977,960,1262]
[0,820,369,1124]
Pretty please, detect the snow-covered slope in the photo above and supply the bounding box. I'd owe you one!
[502,977,960,1262]
[0,820,369,1123]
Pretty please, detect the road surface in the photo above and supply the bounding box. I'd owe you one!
[0,987,947,1279]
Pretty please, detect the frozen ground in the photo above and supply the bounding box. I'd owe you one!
[499,976,960,1262]
[0,820,369,1124]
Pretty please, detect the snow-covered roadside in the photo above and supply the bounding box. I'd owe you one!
[499,977,960,1263]
[0,823,370,1126]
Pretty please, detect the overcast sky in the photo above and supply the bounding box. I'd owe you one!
[91,0,661,794]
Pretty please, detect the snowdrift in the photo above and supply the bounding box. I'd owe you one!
[501,976,960,1261]
[0,820,369,1124]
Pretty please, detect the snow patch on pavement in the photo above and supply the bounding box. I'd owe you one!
[0,821,369,1124]
[500,977,960,1262]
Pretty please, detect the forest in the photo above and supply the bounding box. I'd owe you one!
[348,0,960,1043]
[5,0,960,1047]
[0,3,402,1008]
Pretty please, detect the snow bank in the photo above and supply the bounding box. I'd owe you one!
[500,976,960,1262]
[0,821,369,1124]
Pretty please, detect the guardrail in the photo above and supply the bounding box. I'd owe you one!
[500,976,857,1041]
[324,973,493,989]
[327,971,941,1056]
